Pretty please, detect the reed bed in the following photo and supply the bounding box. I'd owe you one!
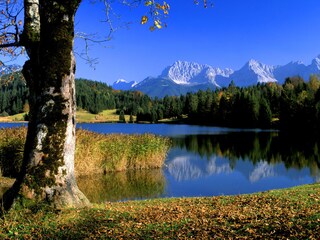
[0,127,26,178]
[0,127,171,178]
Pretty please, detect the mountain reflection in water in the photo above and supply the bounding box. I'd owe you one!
[78,131,320,203]
[168,132,320,182]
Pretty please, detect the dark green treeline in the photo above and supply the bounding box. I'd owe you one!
[0,73,29,116]
[1,73,320,132]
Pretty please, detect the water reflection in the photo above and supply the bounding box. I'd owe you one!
[78,132,320,202]
[77,169,165,202]
[170,132,320,178]
[2,123,319,202]
[161,132,320,198]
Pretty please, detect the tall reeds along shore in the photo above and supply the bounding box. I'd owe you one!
[0,127,171,178]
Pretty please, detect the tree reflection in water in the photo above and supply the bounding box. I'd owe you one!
[171,132,320,174]
[77,169,165,202]
[78,132,320,202]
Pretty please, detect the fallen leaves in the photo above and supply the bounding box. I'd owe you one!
[1,184,320,239]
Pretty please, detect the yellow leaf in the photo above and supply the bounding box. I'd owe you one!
[144,0,152,6]
[141,16,148,25]
[154,20,162,29]
[149,26,155,31]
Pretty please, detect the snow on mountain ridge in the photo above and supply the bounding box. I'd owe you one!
[160,60,234,86]
[310,56,320,71]
[0,64,22,76]
[229,59,277,86]
[112,78,137,90]
[115,78,127,84]
[112,54,320,97]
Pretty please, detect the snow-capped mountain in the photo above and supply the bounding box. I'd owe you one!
[112,79,137,91]
[273,61,307,84]
[0,64,22,76]
[129,61,234,97]
[159,60,233,86]
[228,59,277,87]
[308,55,320,72]
[112,55,320,97]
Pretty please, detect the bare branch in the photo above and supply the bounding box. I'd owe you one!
[75,31,107,68]
[0,41,20,48]
[77,0,212,67]
[0,0,24,59]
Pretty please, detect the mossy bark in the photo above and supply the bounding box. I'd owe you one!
[2,0,90,210]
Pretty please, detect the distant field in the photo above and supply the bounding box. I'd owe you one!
[0,109,135,123]
[0,113,25,122]
[76,109,135,123]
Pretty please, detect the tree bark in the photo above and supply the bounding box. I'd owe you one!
[2,0,90,210]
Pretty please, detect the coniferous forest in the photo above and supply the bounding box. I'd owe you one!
[1,73,320,133]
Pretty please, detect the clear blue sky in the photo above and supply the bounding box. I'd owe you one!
[73,0,320,84]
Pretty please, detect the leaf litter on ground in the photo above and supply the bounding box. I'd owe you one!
[0,183,319,239]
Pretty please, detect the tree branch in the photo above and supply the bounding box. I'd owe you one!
[0,0,24,57]
[0,42,21,48]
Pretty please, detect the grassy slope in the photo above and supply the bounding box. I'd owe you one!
[76,109,131,123]
[0,109,136,123]
[0,113,26,122]
[0,183,319,239]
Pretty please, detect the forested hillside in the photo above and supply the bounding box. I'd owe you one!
[1,73,320,132]
[0,72,28,116]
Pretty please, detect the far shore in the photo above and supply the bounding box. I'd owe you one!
[0,109,180,124]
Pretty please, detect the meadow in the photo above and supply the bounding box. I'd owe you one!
[0,109,134,123]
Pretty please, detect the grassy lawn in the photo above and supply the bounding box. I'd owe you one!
[76,109,119,123]
[0,183,319,239]
[75,109,137,123]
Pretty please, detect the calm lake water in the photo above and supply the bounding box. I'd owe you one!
[1,122,319,203]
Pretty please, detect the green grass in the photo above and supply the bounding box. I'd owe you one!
[76,109,129,123]
[0,113,26,122]
[0,184,319,239]
[0,109,135,123]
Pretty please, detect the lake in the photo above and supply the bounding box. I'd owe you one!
[1,122,319,203]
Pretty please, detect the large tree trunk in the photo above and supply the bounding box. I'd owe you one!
[2,0,89,210]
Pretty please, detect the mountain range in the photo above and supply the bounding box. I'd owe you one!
[0,64,21,76]
[112,78,137,90]
[113,55,320,98]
